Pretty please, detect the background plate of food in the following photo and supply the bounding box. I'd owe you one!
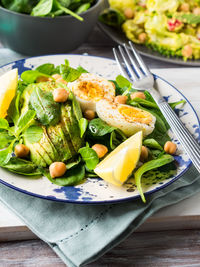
[98,0,200,66]
[0,54,199,204]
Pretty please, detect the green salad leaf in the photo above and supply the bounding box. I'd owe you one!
[31,0,53,16]
[21,70,50,83]
[0,118,9,129]
[79,118,88,138]
[44,163,85,186]
[0,140,16,166]
[14,110,36,137]
[88,118,116,137]
[143,138,163,151]
[79,146,99,170]
[36,63,56,75]
[135,154,174,203]
[29,87,61,126]
[2,157,42,176]
[0,130,15,149]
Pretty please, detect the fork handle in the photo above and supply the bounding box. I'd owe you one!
[149,87,200,173]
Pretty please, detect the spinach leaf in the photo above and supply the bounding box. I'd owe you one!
[0,140,16,166]
[134,154,174,202]
[79,146,99,170]
[14,110,36,137]
[54,0,83,21]
[23,125,43,144]
[129,98,158,109]
[169,100,186,110]
[110,129,126,150]
[143,138,163,151]
[0,130,15,149]
[44,163,85,186]
[0,118,9,129]
[71,92,82,121]
[99,8,126,27]
[79,118,88,138]
[29,87,61,126]
[36,63,56,75]
[65,157,81,169]
[7,90,22,124]
[76,3,90,14]
[88,118,116,137]
[116,75,132,89]
[2,157,42,176]
[31,0,53,16]
[21,70,50,83]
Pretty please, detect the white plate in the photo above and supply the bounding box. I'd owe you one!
[0,54,199,204]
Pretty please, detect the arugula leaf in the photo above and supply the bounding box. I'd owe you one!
[0,130,15,149]
[29,87,61,126]
[31,0,53,16]
[44,163,85,186]
[0,140,16,166]
[23,125,43,144]
[79,118,88,138]
[14,110,36,137]
[134,154,174,202]
[21,70,50,83]
[79,146,99,170]
[2,157,42,176]
[0,118,9,129]
[143,138,163,151]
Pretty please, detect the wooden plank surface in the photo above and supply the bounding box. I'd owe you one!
[1,230,200,267]
[0,25,200,266]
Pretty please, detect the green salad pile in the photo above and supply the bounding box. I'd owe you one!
[0,0,96,20]
[0,60,185,201]
[99,0,200,60]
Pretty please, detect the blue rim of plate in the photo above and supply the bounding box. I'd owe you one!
[0,54,199,205]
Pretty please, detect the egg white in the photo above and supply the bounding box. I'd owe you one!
[68,73,115,112]
[96,99,156,137]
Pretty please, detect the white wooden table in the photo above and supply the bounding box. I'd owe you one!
[0,26,200,266]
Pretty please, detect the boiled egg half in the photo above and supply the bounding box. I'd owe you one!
[68,73,115,112]
[96,99,156,137]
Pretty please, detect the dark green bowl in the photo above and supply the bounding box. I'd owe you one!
[0,0,103,55]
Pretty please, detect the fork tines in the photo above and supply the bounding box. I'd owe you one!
[113,41,150,82]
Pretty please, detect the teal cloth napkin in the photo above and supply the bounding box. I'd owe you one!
[0,49,200,266]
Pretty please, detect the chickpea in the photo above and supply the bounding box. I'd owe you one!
[140,146,148,162]
[179,3,190,12]
[49,162,67,178]
[138,32,147,43]
[182,44,193,58]
[92,144,108,158]
[124,8,134,19]
[130,91,146,100]
[14,144,30,158]
[164,141,177,155]
[36,76,50,83]
[84,110,96,120]
[114,95,128,104]
[193,7,200,15]
[53,88,69,102]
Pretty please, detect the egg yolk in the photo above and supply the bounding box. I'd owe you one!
[118,106,152,124]
[76,81,105,101]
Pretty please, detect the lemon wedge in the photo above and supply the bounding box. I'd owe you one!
[0,68,18,118]
[94,131,143,186]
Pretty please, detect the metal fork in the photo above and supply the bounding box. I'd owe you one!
[113,41,200,173]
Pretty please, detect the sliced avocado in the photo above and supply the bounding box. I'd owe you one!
[47,124,72,162]
[23,139,46,167]
[62,104,83,152]
[33,143,53,166]
[42,127,61,161]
